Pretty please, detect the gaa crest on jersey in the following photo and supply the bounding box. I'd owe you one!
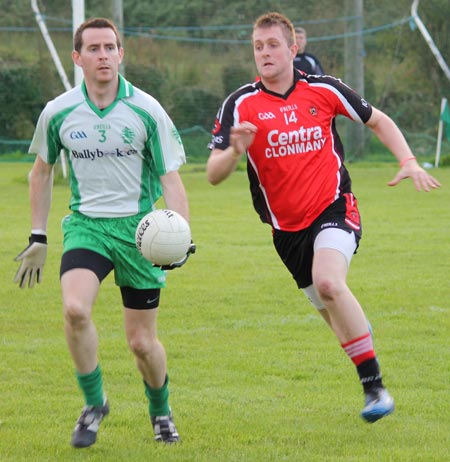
[258,112,276,120]
[70,130,88,139]
[122,126,135,144]
[212,118,221,135]
[309,106,317,116]
[210,119,223,148]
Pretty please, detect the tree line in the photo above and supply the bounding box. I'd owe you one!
[0,0,449,159]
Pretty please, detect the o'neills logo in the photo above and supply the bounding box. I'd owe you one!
[136,218,150,251]
[266,125,326,158]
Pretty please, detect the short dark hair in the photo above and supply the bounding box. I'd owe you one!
[253,12,296,47]
[73,17,122,52]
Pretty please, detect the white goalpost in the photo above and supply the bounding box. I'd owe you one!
[411,0,450,168]
[30,0,85,177]
[435,98,448,168]
[410,0,450,82]
[72,0,85,86]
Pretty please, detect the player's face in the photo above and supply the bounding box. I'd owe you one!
[253,26,297,84]
[72,27,123,85]
[295,32,307,53]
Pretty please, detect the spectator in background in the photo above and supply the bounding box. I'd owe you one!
[294,26,324,75]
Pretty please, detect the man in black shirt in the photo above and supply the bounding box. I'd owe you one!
[294,26,324,75]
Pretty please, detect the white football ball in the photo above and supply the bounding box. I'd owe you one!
[135,209,191,266]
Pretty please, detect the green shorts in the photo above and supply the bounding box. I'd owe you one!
[61,212,166,289]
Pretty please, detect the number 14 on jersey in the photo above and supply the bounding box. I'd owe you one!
[283,111,298,125]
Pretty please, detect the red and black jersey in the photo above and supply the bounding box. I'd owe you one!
[209,70,372,232]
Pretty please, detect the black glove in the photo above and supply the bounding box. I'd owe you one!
[154,241,196,270]
[14,234,48,289]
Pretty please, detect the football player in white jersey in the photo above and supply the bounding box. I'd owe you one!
[14,18,193,447]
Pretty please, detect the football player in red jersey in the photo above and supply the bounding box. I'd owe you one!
[207,11,440,423]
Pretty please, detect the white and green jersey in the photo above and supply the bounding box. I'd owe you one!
[29,75,186,218]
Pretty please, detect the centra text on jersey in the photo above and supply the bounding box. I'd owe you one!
[71,148,138,160]
[265,126,326,158]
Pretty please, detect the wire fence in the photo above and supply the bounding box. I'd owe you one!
[1,4,449,163]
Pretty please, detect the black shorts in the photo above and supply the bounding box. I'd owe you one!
[60,248,161,310]
[272,193,362,289]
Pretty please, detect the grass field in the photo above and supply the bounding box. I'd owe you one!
[1,162,449,462]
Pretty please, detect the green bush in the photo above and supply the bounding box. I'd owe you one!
[180,127,211,163]
[0,66,42,140]
[168,87,222,130]
[222,65,254,95]
[439,154,450,166]
[125,63,166,102]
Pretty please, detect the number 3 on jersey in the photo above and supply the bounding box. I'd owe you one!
[98,129,107,143]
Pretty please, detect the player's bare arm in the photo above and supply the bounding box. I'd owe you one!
[207,122,257,185]
[160,171,190,223]
[159,171,195,269]
[29,156,54,232]
[366,107,441,192]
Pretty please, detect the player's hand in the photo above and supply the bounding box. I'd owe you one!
[154,240,196,270]
[230,122,257,156]
[388,160,441,192]
[14,234,48,288]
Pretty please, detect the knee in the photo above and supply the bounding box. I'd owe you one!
[63,298,91,330]
[314,277,343,303]
[128,333,156,360]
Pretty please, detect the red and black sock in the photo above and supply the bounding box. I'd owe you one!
[341,333,383,392]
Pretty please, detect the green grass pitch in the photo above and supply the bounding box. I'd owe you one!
[1,161,449,461]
